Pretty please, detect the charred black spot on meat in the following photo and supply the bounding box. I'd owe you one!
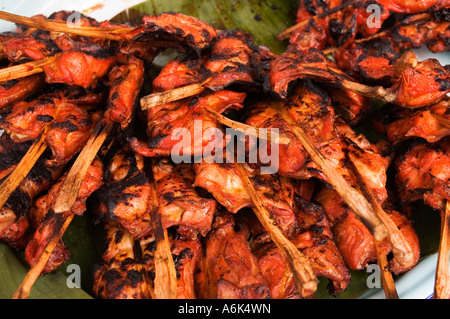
[162,191,175,203]
[435,76,450,91]
[148,134,169,148]
[172,247,193,269]
[50,120,79,132]
[97,173,149,220]
[1,79,19,90]
[126,269,144,286]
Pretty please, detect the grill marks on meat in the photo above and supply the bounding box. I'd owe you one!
[93,225,203,299]
[24,158,103,274]
[247,195,351,298]
[122,12,217,55]
[0,74,44,112]
[0,148,64,247]
[102,55,145,130]
[152,30,259,93]
[152,157,216,238]
[333,9,450,83]
[245,81,336,177]
[93,223,152,299]
[241,78,420,275]
[169,237,203,299]
[388,56,450,108]
[280,28,450,110]
[130,90,246,157]
[315,186,421,273]
[289,0,390,53]
[373,98,450,144]
[46,105,101,166]
[193,162,296,233]
[2,30,60,61]
[193,162,351,296]
[245,80,390,202]
[258,48,371,123]
[0,91,64,142]
[291,197,350,295]
[195,211,270,299]
[0,88,104,165]
[395,137,450,211]
[138,233,203,299]
[95,147,154,238]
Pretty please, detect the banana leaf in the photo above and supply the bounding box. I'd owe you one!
[0,213,101,299]
[0,0,442,300]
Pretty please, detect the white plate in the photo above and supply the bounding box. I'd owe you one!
[0,0,448,300]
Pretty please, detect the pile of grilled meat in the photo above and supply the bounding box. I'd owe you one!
[0,0,449,299]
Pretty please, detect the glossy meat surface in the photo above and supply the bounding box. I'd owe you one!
[152,157,216,237]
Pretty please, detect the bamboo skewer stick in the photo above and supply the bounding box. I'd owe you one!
[277,0,359,40]
[53,123,112,213]
[11,214,74,299]
[236,163,318,298]
[434,200,450,299]
[0,134,47,210]
[0,10,126,41]
[348,153,413,299]
[348,153,416,270]
[203,106,290,145]
[139,71,397,112]
[339,79,396,103]
[149,179,178,299]
[374,239,399,299]
[274,104,388,241]
[434,113,450,129]
[140,78,212,110]
[0,54,59,82]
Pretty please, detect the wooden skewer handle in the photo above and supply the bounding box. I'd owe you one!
[0,135,47,210]
[203,107,290,145]
[11,214,74,299]
[53,124,112,213]
[348,153,415,269]
[374,239,399,299]
[0,10,124,40]
[236,163,318,297]
[150,179,178,299]
[274,104,388,241]
[0,55,58,83]
[434,201,450,299]
[140,78,211,111]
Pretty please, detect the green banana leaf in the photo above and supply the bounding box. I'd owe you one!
[0,0,442,300]
[0,214,102,299]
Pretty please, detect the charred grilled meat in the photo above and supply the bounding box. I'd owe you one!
[0,74,44,112]
[130,90,246,157]
[373,98,450,144]
[193,162,296,234]
[395,137,450,211]
[93,223,152,299]
[195,211,271,299]
[152,157,216,238]
[94,147,154,238]
[152,30,260,93]
[25,158,103,274]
